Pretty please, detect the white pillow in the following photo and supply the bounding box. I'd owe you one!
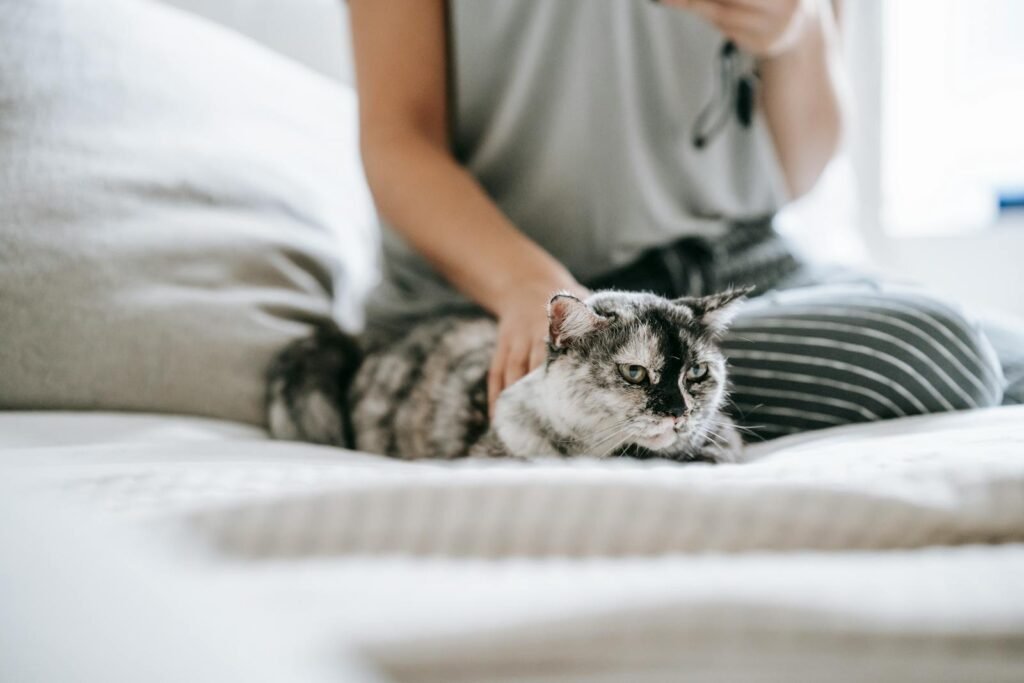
[0,0,377,425]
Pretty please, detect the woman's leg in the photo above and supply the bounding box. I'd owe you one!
[721,283,1005,440]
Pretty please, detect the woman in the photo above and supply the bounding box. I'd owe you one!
[348,0,1003,439]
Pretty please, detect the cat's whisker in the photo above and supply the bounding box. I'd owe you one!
[596,438,628,459]
[588,419,645,458]
[583,418,633,438]
[588,424,634,456]
[600,428,640,459]
[704,429,730,450]
[503,404,632,448]
[723,424,765,440]
[705,417,758,434]
[570,419,633,449]
[501,411,625,450]
[707,419,765,444]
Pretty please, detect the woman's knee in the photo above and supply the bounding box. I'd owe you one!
[732,284,1005,414]
[828,287,1004,410]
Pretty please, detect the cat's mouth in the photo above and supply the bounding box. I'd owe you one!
[634,419,680,450]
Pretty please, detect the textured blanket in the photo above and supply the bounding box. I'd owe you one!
[2,408,1023,681]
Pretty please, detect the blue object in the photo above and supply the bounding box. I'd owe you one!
[997,187,1024,212]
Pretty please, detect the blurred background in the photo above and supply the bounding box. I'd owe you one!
[162,0,1024,316]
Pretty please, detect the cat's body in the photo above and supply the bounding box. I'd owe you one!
[268,289,748,464]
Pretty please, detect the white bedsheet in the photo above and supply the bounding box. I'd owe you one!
[2,408,1023,682]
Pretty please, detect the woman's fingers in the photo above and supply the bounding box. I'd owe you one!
[502,339,530,397]
[489,334,529,417]
[682,0,735,26]
[490,330,547,417]
[672,0,806,57]
[487,338,509,415]
[686,0,762,33]
[527,338,548,374]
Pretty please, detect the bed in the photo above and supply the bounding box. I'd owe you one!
[2,2,1023,681]
[3,407,1023,682]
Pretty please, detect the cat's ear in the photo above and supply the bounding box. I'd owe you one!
[547,292,608,349]
[674,286,754,336]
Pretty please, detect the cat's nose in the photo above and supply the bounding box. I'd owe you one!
[666,405,686,419]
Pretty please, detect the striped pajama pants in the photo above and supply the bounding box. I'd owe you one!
[589,221,1006,441]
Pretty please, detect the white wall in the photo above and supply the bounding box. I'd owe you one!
[158,0,354,84]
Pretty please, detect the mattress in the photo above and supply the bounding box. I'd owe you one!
[2,407,1024,682]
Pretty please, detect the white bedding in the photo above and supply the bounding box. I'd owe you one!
[2,408,1024,682]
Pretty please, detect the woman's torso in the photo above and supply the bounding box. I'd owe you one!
[367,0,789,329]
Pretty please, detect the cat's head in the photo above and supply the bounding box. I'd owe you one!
[543,288,750,460]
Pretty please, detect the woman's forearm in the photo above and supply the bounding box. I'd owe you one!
[759,1,848,198]
[361,128,579,316]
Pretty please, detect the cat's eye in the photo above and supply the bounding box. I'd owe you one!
[686,363,708,381]
[618,363,648,384]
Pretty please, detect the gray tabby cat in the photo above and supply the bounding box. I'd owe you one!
[267,288,750,463]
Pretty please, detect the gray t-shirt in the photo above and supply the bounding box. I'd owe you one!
[367,0,789,328]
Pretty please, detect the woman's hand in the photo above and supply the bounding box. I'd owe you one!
[666,0,844,198]
[488,281,590,416]
[665,0,819,59]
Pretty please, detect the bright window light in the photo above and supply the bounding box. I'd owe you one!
[882,0,1024,235]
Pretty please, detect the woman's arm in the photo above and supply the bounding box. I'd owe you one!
[672,0,848,198]
[348,0,587,412]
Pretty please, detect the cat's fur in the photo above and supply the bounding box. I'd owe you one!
[267,289,750,463]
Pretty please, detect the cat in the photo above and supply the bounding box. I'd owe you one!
[267,288,751,463]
